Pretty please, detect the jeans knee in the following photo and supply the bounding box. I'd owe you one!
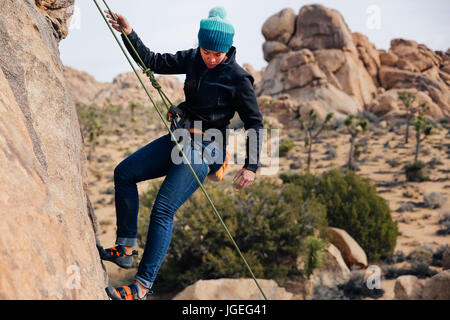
[150,203,175,229]
[114,163,132,185]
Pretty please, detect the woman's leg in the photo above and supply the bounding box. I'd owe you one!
[134,142,209,289]
[114,133,174,247]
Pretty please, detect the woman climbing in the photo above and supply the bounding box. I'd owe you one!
[99,6,264,300]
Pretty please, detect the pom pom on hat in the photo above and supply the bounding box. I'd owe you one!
[198,6,235,53]
[208,6,227,19]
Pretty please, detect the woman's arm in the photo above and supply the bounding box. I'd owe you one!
[121,31,193,75]
[105,10,192,74]
[234,75,264,173]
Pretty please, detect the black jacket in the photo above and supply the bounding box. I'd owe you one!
[121,30,264,173]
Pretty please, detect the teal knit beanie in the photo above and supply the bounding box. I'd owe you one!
[198,6,235,53]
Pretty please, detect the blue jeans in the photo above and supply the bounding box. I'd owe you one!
[113,132,224,289]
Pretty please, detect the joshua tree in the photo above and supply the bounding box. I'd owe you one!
[413,103,434,162]
[404,103,434,182]
[85,107,104,159]
[129,101,140,122]
[299,109,334,171]
[301,236,327,279]
[77,103,105,159]
[344,114,369,170]
[398,91,416,144]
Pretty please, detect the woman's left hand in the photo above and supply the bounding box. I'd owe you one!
[233,168,256,189]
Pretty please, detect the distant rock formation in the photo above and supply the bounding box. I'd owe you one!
[258,5,377,123]
[376,39,450,118]
[257,4,449,123]
[64,67,185,109]
[64,66,110,106]
[0,0,107,299]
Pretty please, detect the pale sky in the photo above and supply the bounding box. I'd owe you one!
[60,0,450,83]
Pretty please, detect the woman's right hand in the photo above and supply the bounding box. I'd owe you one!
[104,10,133,35]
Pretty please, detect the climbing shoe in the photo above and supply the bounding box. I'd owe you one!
[97,244,138,269]
[105,282,153,300]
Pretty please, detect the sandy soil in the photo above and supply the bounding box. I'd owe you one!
[85,119,450,299]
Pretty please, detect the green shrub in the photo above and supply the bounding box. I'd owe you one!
[432,245,449,266]
[313,271,384,300]
[280,169,398,262]
[138,178,328,293]
[437,212,450,236]
[384,248,437,279]
[337,271,384,299]
[404,160,429,182]
[279,139,295,157]
[76,103,104,157]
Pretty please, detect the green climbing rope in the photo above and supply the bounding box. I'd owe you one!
[93,0,268,300]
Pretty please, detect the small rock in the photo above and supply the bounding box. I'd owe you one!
[423,192,447,209]
[317,244,351,287]
[394,275,424,300]
[324,146,337,160]
[97,154,111,163]
[427,157,443,169]
[104,186,115,195]
[290,162,302,169]
[173,278,293,300]
[328,227,368,268]
[402,186,418,198]
[396,202,416,213]
[422,270,450,300]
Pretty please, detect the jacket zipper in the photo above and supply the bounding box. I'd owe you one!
[197,68,210,93]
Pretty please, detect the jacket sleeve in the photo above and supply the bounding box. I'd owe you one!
[234,75,264,173]
[121,30,192,74]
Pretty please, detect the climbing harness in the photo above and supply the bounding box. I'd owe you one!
[93,0,267,300]
[166,105,232,181]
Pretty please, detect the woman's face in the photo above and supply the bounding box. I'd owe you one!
[200,48,227,69]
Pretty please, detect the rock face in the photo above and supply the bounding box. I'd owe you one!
[0,0,107,299]
[257,4,449,122]
[352,32,381,86]
[328,227,368,268]
[35,0,75,41]
[64,67,185,109]
[173,278,293,300]
[257,95,300,128]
